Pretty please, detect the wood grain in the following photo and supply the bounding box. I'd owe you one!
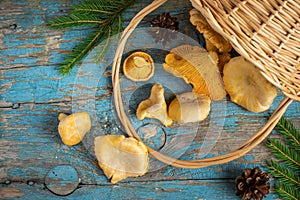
[0,181,282,200]
[0,0,299,199]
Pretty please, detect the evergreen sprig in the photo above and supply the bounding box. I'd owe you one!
[274,183,300,200]
[266,117,300,200]
[48,0,135,75]
[267,160,300,187]
[266,139,300,170]
[58,27,107,75]
[48,13,104,29]
[276,117,300,151]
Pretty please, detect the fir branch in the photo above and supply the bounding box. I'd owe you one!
[267,160,300,188]
[274,183,300,200]
[48,13,104,29]
[116,15,122,36]
[266,117,300,200]
[93,26,112,64]
[59,27,107,75]
[266,138,300,170]
[48,0,136,75]
[72,2,113,15]
[94,15,122,63]
[71,0,124,16]
[276,117,300,151]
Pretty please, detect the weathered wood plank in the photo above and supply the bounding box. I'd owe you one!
[1,100,299,184]
[1,0,299,199]
[0,0,194,69]
[0,0,84,68]
[0,180,280,200]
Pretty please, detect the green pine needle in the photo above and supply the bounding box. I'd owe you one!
[267,160,300,187]
[266,139,300,170]
[93,16,122,64]
[276,117,300,151]
[48,0,136,75]
[274,183,300,200]
[48,13,104,29]
[58,27,107,75]
[72,0,120,16]
[266,117,300,200]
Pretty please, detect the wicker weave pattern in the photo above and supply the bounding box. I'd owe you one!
[190,0,300,101]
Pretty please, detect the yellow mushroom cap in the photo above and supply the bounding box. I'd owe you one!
[189,8,232,53]
[136,84,173,127]
[223,56,278,113]
[168,92,211,123]
[94,135,149,184]
[58,111,91,146]
[163,45,226,100]
[123,51,155,82]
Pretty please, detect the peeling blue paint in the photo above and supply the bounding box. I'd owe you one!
[0,0,298,199]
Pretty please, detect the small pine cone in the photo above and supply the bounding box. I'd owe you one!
[235,167,270,200]
[150,12,179,45]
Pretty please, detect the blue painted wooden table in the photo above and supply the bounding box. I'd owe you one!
[0,0,299,199]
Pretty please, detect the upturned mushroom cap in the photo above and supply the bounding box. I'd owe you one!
[123,51,155,81]
[58,111,91,146]
[163,45,226,100]
[136,84,173,127]
[168,92,211,123]
[223,56,278,113]
[94,135,149,184]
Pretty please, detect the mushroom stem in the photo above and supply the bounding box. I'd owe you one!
[136,84,173,127]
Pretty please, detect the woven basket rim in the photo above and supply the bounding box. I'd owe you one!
[190,0,300,102]
[111,0,295,168]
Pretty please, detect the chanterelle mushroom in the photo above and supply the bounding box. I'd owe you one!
[168,92,211,123]
[223,56,277,113]
[123,51,155,81]
[163,45,226,100]
[58,111,91,146]
[136,84,173,127]
[94,135,149,184]
[189,8,232,53]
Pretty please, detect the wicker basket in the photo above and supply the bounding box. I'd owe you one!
[111,0,300,168]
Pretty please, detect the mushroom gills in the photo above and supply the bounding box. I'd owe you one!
[123,52,155,82]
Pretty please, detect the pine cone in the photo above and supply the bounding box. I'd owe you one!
[150,12,179,45]
[235,167,270,200]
